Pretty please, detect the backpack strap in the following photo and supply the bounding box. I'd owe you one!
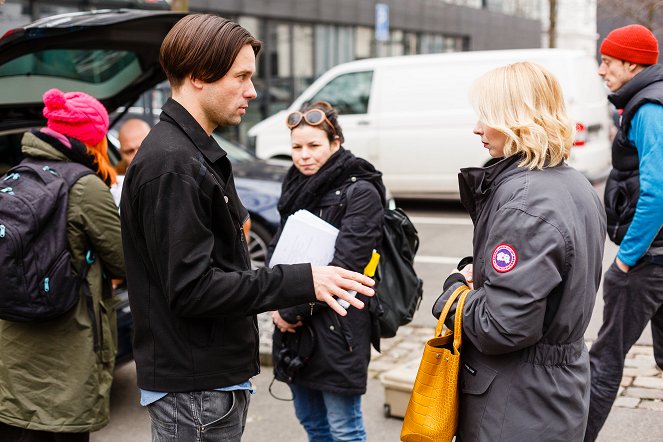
[80,250,100,353]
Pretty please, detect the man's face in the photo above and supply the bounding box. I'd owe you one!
[118,121,150,165]
[201,44,257,128]
[598,55,639,92]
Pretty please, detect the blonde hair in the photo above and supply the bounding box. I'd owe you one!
[470,62,574,169]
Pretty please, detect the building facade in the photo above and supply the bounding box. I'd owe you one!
[2,0,545,140]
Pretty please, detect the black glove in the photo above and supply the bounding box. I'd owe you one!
[456,256,473,271]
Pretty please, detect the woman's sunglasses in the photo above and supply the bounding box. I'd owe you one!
[286,109,338,138]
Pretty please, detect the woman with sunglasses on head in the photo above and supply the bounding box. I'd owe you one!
[269,101,385,442]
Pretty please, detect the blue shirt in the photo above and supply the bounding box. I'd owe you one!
[140,381,255,406]
[617,103,663,266]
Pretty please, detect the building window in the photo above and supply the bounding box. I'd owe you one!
[355,26,373,59]
[293,24,314,96]
[315,24,354,77]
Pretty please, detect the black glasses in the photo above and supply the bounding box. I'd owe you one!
[286,109,338,139]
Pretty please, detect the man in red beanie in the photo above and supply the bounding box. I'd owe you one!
[585,24,663,441]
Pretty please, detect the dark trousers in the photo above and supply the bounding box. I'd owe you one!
[0,423,89,442]
[584,259,663,442]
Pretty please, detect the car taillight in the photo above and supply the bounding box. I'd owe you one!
[573,122,586,146]
[1,28,20,40]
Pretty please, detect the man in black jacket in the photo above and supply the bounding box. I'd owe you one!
[120,14,374,442]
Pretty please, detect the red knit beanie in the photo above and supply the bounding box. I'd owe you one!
[42,88,109,146]
[600,24,659,65]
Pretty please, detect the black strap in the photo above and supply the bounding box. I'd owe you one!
[80,250,100,353]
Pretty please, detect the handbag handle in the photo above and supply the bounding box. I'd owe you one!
[452,290,469,354]
[434,284,470,337]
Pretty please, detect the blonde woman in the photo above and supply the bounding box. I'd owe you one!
[431,62,607,441]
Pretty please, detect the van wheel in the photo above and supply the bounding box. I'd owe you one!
[383,403,391,418]
[248,222,273,269]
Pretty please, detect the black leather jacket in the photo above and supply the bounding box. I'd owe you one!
[121,99,316,392]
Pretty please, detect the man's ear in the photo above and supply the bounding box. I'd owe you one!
[188,75,205,91]
[625,62,643,74]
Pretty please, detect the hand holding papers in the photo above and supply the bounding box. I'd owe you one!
[269,210,375,315]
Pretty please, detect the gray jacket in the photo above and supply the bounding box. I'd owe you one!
[433,156,606,441]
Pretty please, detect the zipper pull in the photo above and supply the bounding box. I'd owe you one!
[0,224,5,238]
[42,166,58,176]
[309,302,315,316]
[44,277,50,293]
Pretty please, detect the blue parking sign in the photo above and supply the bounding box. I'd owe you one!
[375,3,389,42]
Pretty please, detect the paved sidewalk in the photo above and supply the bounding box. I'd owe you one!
[258,312,663,414]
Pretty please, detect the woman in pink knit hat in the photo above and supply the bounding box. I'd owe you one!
[0,89,125,441]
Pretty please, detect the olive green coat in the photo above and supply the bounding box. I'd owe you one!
[0,133,125,432]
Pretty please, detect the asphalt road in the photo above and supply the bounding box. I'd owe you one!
[92,191,660,441]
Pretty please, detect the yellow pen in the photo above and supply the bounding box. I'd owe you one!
[339,249,381,309]
[363,249,381,277]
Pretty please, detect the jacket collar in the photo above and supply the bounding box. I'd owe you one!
[21,131,68,161]
[160,98,227,164]
[608,64,663,109]
[458,155,523,221]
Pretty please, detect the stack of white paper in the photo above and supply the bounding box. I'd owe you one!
[269,209,339,268]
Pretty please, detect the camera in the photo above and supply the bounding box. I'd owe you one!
[273,324,316,383]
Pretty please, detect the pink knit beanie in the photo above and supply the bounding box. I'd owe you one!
[42,88,109,146]
[600,24,659,65]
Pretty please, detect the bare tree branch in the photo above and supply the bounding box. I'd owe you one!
[599,0,663,33]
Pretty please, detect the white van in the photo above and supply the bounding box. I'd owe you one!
[248,49,613,199]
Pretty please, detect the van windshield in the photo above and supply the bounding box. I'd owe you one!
[309,70,373,115]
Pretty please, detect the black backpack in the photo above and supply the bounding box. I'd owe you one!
[345,183,424,341]
[0,159,93,322]
[373,207,424,338]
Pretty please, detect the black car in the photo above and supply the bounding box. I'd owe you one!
[0,9,288,362]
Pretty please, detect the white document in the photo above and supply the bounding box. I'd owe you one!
[269,209,339,268]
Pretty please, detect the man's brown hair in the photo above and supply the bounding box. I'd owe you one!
[160,14,262,88]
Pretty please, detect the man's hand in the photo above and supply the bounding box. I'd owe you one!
[272,310,302,333]
[615,257,630,273]
[311,265,375,316]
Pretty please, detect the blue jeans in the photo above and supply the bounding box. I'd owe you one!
[290,384,366,442]
[146,390,250,442]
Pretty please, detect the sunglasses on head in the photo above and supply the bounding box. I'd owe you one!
[286,109,338,139]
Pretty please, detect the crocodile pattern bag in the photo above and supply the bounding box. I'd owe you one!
[400,285,470,442]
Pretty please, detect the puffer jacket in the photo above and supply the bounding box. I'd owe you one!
[433,156,606,441]
[0,132,125,432]
[271,177,384,395]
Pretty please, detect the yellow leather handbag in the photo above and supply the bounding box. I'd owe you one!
[400,285,470,442]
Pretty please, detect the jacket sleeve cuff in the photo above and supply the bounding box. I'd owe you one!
[280,263,317,304]
[443,272,467,290]
[616,250,638,267]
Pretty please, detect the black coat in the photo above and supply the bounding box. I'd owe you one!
[121,99,316,392]
[271,173,384,395]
